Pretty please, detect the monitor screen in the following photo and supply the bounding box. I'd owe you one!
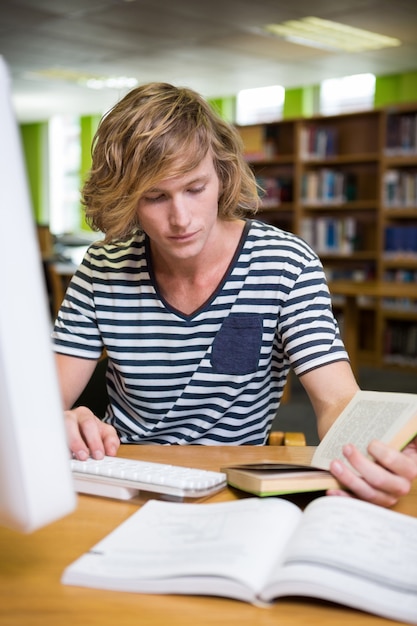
[0,56,76,532]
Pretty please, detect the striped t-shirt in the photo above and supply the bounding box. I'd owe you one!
[52,219,348,445]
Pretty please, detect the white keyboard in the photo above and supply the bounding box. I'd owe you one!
[70,456,227,501]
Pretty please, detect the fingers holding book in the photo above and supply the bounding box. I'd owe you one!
[327,440,417,507]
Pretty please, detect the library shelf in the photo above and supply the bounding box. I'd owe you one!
[237,104,417,371]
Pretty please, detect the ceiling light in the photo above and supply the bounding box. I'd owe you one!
[84,76,138,90]
[26,68,138,90]
[264,17,401,52]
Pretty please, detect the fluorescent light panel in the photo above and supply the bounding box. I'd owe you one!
[264,17,401,52]
[26,68,138,90]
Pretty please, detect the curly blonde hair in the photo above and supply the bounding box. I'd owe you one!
[82,82,260,242]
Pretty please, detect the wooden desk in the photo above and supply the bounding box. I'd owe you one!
[328,280,417,375]
[1,445,416,626]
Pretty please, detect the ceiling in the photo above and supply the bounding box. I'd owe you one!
[2,0,417,122]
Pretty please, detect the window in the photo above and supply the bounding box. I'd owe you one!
[236,85,285,125]
[320,73,375,116]
[48,115,81,235]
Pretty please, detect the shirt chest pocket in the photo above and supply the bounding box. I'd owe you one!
[211,314,263,375]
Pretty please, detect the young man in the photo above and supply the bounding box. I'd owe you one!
[54,82,417,507]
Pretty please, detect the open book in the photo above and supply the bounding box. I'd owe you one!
[61,496,417,624]
[225,389,417,496]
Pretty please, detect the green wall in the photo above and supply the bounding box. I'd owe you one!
[80,114,100,181]
[208,96,236,123]
[20,122,48,223]
[374,70,417,107]
[283,85,318,118]
[79,115,101,231]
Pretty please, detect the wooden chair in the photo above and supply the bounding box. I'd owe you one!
[268,430,306,446]
[36,224,54,258]
[45,262,75,318]
[45,263,67,318]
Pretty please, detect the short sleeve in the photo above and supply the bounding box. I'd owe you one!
[52,249,104,360]
[279,257,348,375]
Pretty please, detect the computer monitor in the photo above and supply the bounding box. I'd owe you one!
[0,56,76,532]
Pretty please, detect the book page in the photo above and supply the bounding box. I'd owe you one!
[260,496,417,621]
[312,390,417,469]
[62,497,302,600]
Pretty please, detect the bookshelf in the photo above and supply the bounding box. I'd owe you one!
[380,105,417,368]
[237,104,417,371]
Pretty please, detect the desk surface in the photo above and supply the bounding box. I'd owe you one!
[1,445,416,626]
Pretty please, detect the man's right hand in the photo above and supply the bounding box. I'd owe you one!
[65,406,120,460]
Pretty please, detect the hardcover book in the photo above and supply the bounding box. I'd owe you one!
[225,390,417,496]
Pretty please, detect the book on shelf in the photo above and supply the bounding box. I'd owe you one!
[384,322,417,366]
[383,169,417,208]
[384,225,417,257]
[225,390,417,497]
[385,111,417,156]
[237,124,281,162]
[301,169,347,205]
[61,495,417,624]
[257,175,293,207]
[300,216,357,255]
[383,268,417,284]
[301,169,358,206]
[238,125,266,161]
[299,125,338,159]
